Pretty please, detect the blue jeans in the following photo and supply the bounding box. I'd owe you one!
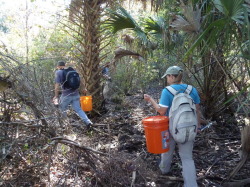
[159,134,198,187]
[59,94,92,125]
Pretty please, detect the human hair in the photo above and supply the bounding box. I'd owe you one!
[57,61,65,67]
[171,72,183,83]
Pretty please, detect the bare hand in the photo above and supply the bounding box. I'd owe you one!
[144,94,151,102]
[52,97,59,105]
[53,96,58,101]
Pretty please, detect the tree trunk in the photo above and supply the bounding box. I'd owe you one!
[69,0,110,111]
[81,0,103,110]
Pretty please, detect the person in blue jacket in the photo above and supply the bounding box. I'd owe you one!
[144,66,201,187]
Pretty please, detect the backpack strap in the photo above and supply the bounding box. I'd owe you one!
[61,69,67,85]
[185,85,193,95]
[166,86,178,96]
[167,85,193,95]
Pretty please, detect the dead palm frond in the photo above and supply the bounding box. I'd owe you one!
[112,47,144,63]
[122,34,135,45]
[170,1,201,34]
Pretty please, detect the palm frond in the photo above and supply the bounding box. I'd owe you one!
[113,47,144,61]
[170,1,201,34]
[134,27,149,46]
[144,17,167,36]
[122,34,135,45]
[213,0,245,24]
[143,16,176,50]
[105,7,138,33]
[241,8,250,60]
[69,0,83,21]
[170,15,196,33]
[184,0,249,58]
[105,7,150,47]
[184,18,227,58]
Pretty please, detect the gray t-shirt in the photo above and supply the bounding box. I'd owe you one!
[55,69,78,97]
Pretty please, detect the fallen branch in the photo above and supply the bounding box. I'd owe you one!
[223,178,250,187]
[0,122,42,127]
[0,98,17,104]
[227,152,249,180]
[50,137,108,156]
[205,151,236,176]
[159,175,220,182]
[0,116,57,127]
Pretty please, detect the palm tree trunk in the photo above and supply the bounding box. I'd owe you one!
[69,0,112,111]
[80,0,102,109]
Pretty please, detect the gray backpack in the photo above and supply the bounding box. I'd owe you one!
[166,85,197,144]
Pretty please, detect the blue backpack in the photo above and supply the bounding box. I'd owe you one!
[62,67,80,90]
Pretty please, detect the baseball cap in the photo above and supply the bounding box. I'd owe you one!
[161,66,183,78]
[57,61,65,67]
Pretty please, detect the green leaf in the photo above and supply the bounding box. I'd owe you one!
[184,18,227,58]
[224,84,250,105]
[104,7,151,48]
[213,0,245,23]
[144,17,165,34]
[105,7,138,34]
[23,143,29,150]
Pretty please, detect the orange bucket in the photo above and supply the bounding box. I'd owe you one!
[80,96,92,111]
[142,116,169,154]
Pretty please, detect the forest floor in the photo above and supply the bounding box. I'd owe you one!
[1,83,250,187]
[83,83,250,187]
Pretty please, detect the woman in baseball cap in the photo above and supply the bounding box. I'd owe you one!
[144,65,201,187]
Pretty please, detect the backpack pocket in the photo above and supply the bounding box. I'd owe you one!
[173,126,197,144]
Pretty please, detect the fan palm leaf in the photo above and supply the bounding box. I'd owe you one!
[105,7,138,33]
[213,0,245,24]
[105,7,149,46]
[170,1,201,34]
[184,0,247,58]
[143,16,174,50]
[241,4,250,59]
[185,18,227,57]
[144,17,167,37]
